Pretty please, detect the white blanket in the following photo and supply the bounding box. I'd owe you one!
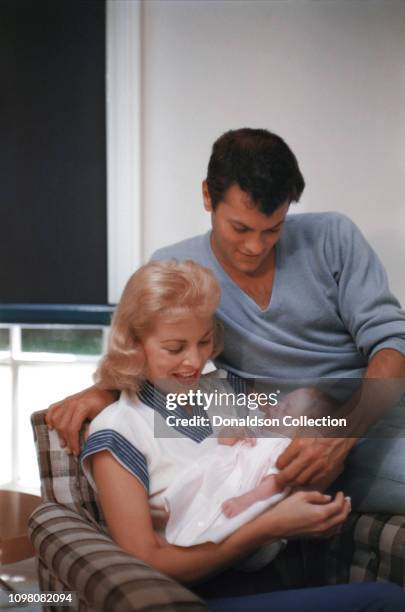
[163,436,291,546]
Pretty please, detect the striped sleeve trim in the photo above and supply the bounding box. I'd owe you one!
[81,430,149,493]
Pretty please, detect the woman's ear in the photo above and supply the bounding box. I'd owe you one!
[202,180,213,212]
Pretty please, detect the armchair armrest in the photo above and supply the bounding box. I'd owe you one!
[29,502,208,612]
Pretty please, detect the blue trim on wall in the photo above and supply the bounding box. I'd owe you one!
[0,304,115,325]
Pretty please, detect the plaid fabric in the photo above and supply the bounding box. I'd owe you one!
[290,515,405,590]
[323,513,405,587]
[29,503,207,612]
[31,410,105,528]
[30,410,405,612]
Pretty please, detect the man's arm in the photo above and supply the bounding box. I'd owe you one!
[365,347,405,378]
[46,385,119,455]
[277,215,405,490]
[276,349,405,489]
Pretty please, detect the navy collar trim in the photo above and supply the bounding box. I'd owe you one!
[138,380,213,443]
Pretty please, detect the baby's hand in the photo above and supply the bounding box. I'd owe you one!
[218,426,256,446]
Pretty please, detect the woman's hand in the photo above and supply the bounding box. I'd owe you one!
[46,385,119,455]
[256,490,351,539]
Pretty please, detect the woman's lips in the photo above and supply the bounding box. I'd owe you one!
[173,371,199,379]
[171,371,201,386]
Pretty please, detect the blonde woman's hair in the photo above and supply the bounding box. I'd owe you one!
[95,260,222,393]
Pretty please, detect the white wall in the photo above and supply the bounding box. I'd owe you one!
[110,0,405,303]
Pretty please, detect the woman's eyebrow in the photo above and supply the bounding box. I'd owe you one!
[201,329,214,338]
[160,330,213,344]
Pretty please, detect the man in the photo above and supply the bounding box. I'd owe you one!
[47,128,405,512]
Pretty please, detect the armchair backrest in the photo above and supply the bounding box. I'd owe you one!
[31,410,106,529]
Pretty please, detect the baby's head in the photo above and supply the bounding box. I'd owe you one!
[95,260,222,393]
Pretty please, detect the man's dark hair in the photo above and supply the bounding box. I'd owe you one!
[206,128,305,215]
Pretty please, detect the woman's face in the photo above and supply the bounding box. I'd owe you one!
[142,312,215,388]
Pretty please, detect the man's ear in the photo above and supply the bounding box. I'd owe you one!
[202,181,213,212]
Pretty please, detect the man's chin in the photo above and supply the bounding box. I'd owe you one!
[234,258,264,274]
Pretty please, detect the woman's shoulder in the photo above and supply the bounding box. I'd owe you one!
[201,367,236,394]
[202,363,228,380]
[82,392,153,494]
[88,392,152,440]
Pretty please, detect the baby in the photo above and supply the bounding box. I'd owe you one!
[163,383,338,554]
[221,386,339,516]
[219,432,283,519]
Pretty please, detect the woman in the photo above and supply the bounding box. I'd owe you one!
[69,261,405,609]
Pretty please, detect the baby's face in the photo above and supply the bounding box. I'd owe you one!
[142,312,214,389]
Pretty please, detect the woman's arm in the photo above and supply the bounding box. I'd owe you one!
[92,451,351,584]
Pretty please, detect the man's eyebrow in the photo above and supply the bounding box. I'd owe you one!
[230,220,252,229]
[230,219,284,231]
[267,221,284,230]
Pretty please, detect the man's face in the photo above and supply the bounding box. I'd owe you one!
[203,182,289,275]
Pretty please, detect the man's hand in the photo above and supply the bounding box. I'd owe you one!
[46,385,119,456]
[275,437,355,489]
[274,350,405,490]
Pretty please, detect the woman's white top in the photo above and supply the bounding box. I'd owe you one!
[81,370,290,549]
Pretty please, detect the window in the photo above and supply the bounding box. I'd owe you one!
[0,324,108,490]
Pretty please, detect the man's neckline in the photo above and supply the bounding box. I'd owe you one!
[204,231,279,312]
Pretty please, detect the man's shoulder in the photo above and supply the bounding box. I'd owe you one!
[284,211,358,245]
[150,232,209,264]
[285,211,354,231]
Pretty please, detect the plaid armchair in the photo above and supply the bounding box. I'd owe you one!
[28,411,405,611]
